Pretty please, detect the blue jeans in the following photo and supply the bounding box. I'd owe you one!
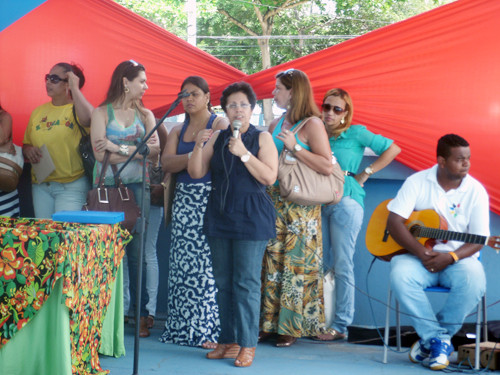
[32,176,90,218]
[207,236,268,348]
[390,253,485,342]
[125,183,150,318]
[322,196,363,334]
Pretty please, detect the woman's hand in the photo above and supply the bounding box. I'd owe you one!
[194,129,213,149]
[354,172,370,187]
[23,145,42,164]
[94,138,119,154]
[227,135,246,157]
[67,71,80,94]
[276,128,296,151]
[147,132,158,146]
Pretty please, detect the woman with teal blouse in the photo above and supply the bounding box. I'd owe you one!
[315,88,400,341]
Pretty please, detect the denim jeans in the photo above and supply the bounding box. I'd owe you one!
[125,183,150,318]
[322,196,363,334]
[207,236,268,348]
[32,176,90,218]
[123,205,161,316]
[390,253,485,342]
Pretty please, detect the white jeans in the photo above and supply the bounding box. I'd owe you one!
[390,253,485,342]
[123,204,162,316]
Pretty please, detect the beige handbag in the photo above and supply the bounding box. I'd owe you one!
[277,117,344,206]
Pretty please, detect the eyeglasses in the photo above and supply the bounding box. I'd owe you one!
[227,103,251,110]
[45,74,68,84]
[322,103,346,115]
[129,59,139,66]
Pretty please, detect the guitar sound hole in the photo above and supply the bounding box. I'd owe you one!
[409,224,421,236]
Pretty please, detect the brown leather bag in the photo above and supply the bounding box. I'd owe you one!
[277,117,344,206]
[82,152,141,232]
[0,156,23,192]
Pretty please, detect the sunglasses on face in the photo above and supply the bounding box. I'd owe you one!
[45,74,68,84]
[322,103,346,115]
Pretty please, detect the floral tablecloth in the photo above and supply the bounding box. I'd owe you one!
[0,217,131,375]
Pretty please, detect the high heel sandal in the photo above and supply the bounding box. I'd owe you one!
[234,347,256,367]
[206,343,241,359]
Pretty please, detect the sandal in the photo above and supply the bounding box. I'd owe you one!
[202,341,218,350]
[206,343,241,359]
[146,315,154,329]
[311,328,346,341]
[234,347,256,367]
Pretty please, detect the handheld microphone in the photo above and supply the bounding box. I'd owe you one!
[232,120,242,138]
[177,90,190,98]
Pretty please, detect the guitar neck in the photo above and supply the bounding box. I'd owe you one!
[415,226,487,245]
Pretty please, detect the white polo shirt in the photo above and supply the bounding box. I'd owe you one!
[387,164,490,253]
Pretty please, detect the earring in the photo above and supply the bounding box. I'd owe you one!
[340,118,345,125]
[124,86,130,93]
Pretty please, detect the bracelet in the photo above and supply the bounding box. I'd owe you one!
[118,144,129,156]
[449,251,459,263]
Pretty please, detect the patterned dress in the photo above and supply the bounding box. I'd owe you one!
[160,115,220,347]
[260,116,325,337]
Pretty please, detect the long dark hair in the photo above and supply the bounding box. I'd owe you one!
[101,60,147,117]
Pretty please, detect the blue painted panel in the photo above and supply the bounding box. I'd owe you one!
[0,0,47,32]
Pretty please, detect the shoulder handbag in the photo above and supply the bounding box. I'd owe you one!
[149,156,164,206]
[277,117,344,206]
[82,152,141,232]
[0,155,23,192]
[73,106,95,184]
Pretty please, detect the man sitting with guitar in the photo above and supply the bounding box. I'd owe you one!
[386,134,489,371]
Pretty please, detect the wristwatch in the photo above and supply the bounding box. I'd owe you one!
[241,151,251,163]
[364,165,374,175]
[293,143,303,153]
[118,144,129,156]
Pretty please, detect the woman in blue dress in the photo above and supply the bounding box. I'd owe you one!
[188,82,278,367]
[160,76,228,348]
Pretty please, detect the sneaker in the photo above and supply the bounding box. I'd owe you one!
[429,338,453,370]
[409,339,431,363]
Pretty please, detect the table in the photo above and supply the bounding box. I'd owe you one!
[0,217,130,374]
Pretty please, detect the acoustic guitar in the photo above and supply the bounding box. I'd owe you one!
[365,199,500,261]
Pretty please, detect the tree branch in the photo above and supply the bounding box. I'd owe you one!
[217,8,259,36]
[264,0,311,20]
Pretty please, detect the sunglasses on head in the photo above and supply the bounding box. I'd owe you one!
[45,74,68,84]
[322,103,346,115]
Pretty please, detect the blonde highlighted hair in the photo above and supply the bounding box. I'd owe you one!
[276,69,320,124]
[322,88,353,137]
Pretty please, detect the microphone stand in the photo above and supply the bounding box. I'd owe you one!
[114,93,185,375]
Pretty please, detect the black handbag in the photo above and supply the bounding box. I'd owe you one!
[82,152,141,232]
[73,106,95,184]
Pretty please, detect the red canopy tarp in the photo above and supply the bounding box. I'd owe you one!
[244,0,500,214]
[0,0,245,140]
[2,0,499,214]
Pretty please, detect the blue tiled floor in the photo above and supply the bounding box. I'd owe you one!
[99,324,440,374]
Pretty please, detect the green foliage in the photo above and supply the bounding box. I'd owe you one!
[115,0,455,73]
